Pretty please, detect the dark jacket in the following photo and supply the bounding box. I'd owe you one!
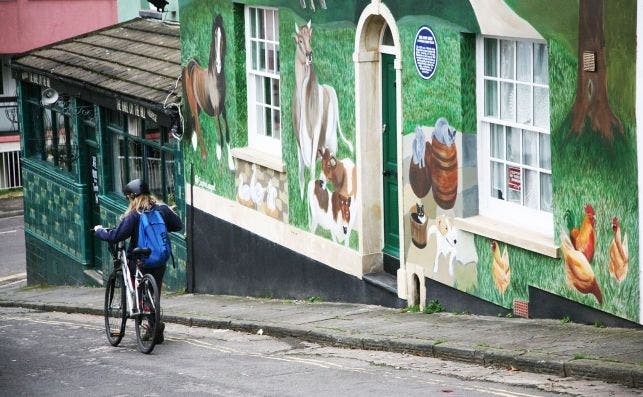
[95,203,183,253]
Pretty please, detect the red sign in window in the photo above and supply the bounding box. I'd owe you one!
[508,166,521,191]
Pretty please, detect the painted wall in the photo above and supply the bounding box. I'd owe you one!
[0,0,118,54]
[401,0,638,323]
[179,0,639,323]
[180,0,360,252]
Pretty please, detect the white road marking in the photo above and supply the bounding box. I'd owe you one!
[0,273,26,283]
[0,230,17,235]
[0,279,26,288]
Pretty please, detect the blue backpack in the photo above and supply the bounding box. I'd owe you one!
[137,209,171,267]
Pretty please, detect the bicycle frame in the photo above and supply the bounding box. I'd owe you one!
[111,241,145,317]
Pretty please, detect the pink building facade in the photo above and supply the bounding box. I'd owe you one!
[0,0,117,55]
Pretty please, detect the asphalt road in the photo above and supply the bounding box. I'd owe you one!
[0,307,638,397]
[0,215,25,279]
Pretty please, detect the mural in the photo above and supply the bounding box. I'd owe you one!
[491,241,510,294]
[182,13,234,171]
[291,20,358,247]
[403,120,478,290]
[237,162,289,222]
[399,0,638,322]
[608,217,629,283]
[299,0,326,11]
[292,20,353,198]
[179,0,639,322]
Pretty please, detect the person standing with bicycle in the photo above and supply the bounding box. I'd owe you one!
[94,179,182,343]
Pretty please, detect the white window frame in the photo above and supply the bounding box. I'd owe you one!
[244,6,282,157]
[476,35,553,236]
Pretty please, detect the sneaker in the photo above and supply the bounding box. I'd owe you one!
[155,322,165,344]
[140,327,151,341]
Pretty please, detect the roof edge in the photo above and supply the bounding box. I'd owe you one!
[469,0,543,40]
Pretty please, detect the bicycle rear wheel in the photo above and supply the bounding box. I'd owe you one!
[104,268,127,346]
[135,274,160,354]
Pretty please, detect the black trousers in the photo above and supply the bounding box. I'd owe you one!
[129,264,166,332]
[143,265,166,292]
[127,263,166,300]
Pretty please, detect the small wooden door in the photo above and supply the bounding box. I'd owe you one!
[381,53,399,258]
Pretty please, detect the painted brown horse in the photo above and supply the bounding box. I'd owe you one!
[182,14,234,170]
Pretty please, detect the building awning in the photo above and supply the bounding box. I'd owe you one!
[12,18,181,120]
[469,0,543,40]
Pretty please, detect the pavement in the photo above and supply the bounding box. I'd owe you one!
[0,196,23,218]
[0,282,641,389]
[0,196,641,389]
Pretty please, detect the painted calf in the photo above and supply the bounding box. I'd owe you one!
[319,148,356,198]
[308,179,353,246]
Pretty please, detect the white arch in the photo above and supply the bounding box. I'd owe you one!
[354,0,401,57]
[353,0,407,300]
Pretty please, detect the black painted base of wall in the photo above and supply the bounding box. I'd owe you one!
[188,206,406,308]
[425,278,512,316]
[529,286,641,329]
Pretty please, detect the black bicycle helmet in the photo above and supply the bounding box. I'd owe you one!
[123,179,150,197]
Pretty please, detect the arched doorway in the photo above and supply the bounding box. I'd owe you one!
[354,0,405,297]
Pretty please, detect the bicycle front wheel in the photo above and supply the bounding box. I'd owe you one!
[135,274,160,354]
[104,268,127,346]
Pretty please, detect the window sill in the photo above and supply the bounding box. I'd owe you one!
[453,215,559,258]
[231,147,285,173]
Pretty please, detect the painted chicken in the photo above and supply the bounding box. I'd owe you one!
[491,241,510,294]
[566,204,596,262]
[608,217,629,283]
[560,230,603,304]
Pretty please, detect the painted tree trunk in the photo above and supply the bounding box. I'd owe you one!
[570,0,622,141]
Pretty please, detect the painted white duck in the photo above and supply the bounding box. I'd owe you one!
[250,164,266,206]
[266,179,278,215]
[237,173,252,204]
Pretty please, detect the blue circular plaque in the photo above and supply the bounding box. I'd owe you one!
[414,26,438,80]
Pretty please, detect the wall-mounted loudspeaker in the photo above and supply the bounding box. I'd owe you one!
[41,88,59,106]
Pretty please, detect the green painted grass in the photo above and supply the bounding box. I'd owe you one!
[399,18,467,134]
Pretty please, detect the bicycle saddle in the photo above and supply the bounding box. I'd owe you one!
[130,247,152,257]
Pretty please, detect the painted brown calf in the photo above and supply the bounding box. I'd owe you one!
[319,148,356,198]
[308,179,352,245]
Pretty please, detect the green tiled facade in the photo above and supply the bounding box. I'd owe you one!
[22,160,91,265]
[25,232,88,285]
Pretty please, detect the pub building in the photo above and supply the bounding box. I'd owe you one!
[12,17,187,289]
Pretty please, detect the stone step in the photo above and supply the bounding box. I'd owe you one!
[363,272,397,295]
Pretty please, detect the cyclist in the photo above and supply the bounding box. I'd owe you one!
[94,178,183,343]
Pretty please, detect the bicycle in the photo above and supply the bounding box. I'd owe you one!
[103,238,161,354]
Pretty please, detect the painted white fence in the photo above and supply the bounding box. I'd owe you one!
[0,149,21,190]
